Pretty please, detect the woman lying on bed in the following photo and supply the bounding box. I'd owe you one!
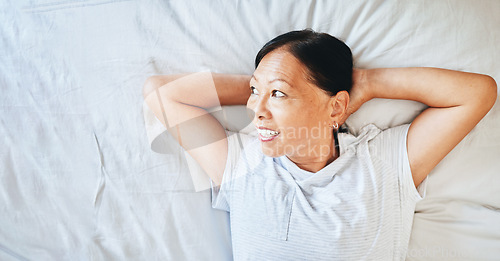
[143,29,496,260]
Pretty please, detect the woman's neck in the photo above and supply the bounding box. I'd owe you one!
[287,139,338,173]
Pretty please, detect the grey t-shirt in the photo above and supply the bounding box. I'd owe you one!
[211,124,426,260]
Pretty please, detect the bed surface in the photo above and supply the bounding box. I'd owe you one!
[1,0,499,260]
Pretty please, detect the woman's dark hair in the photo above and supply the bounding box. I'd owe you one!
[255,29,353,96]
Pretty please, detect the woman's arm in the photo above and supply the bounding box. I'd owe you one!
[143,72,251,185]
[347,68,497,187]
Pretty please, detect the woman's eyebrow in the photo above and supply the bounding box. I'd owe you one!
[251,74,292,87]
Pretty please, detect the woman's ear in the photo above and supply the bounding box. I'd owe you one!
[330,91,350,125]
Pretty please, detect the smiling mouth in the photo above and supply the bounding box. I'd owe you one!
[257,128,280,142]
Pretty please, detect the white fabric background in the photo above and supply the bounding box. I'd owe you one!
[1,0,499,260]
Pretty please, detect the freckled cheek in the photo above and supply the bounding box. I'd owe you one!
[270,111,302,139]
[275,105,324,141]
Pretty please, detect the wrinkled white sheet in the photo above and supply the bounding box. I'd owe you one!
[1,0,499,260]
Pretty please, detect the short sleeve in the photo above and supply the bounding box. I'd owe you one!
[211,130,255,212]
[369,124,427,203]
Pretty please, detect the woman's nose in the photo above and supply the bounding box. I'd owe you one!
[252,97,272,120]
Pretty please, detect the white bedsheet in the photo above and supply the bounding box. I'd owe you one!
[1,0,499,260]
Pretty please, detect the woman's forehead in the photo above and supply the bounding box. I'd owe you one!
[254,50,308,85]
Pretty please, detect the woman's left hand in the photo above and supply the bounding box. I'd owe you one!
[340,68,371,124]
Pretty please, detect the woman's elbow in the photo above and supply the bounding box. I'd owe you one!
[482,75,498,109]
[471,75,498,118]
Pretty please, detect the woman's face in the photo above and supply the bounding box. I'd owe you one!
[247,48,338,161]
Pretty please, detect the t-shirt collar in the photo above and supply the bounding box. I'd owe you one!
[278,133,349,182]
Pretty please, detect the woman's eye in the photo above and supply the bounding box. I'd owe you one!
[250,86,259,95]
[272,90,286,98]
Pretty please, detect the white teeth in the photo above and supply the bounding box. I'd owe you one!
[258,129,279,137]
